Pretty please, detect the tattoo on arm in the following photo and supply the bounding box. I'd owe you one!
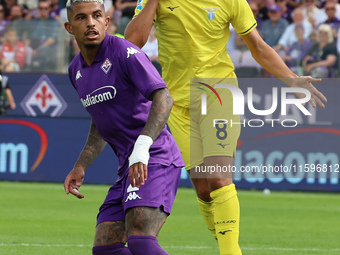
[75,120,107,170]
[141,88,174,141]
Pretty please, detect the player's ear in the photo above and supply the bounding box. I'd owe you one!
[104,16,110,31]
[64,22,74,35]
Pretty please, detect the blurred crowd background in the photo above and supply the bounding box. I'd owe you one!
[0,0,340,78]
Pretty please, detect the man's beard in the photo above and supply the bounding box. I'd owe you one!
[84,43,101,49]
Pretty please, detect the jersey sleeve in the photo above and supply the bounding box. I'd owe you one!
[121,42,167,99]
[133,0,157,21]
[230,0,257,36]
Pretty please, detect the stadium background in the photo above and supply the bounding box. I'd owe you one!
[1,1,340,254]
[1,73,339,192]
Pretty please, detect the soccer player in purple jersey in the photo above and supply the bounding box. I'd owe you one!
[63,0,185,254]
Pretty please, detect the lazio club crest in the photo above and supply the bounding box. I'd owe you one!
[202,7,220,20]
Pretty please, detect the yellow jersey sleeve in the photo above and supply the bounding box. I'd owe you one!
[230,0,257,35]
[133,0,157,21]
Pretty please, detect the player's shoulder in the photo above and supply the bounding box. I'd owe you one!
[108,34,141,50]
[105,34,135,51]
[107,34,144,60]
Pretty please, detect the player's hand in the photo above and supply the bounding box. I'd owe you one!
[64,168,85,199]
[128,135,153,187]
[129,162,148,188]
[286,76,327,109]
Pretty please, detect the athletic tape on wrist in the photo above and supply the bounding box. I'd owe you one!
[128,135,153,167]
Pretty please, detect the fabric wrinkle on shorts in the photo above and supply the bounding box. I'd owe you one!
[96,164,181,225]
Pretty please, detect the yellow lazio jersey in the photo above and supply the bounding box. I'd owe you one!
[134,0,256,107]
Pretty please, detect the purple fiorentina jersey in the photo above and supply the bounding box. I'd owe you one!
[68,33,184,178]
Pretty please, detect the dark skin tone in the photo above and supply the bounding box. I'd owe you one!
[63,1,173,247]
[129,87,173,188]
[94,207,167,246]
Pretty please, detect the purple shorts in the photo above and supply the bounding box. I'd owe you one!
[96,164,182,225]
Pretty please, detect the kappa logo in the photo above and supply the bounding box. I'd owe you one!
[101,58,112,74]
[20,74,67,117]
[202,7,220,20]
[125,192,142,202]
[76,70,82,80]
[167,6,179,11]
[125,184,142,202]
[127,184,139,193]
[127,47,141,58]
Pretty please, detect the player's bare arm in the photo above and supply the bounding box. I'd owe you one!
[241,29,327,109]
[124,0,159,48]
[128,88,174,188]
[64,119,107,198]
[75,120,107,169]
[142,88,174,141]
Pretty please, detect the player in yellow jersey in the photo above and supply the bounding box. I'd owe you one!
[125,1,327,254]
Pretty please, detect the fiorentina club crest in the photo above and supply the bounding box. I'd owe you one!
[20,74,67,117]
[202,7,220,20]
[101,58,112,74]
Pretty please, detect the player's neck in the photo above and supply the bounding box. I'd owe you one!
[80,48,100,66]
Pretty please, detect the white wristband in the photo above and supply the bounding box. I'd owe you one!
[128,135,153,167]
